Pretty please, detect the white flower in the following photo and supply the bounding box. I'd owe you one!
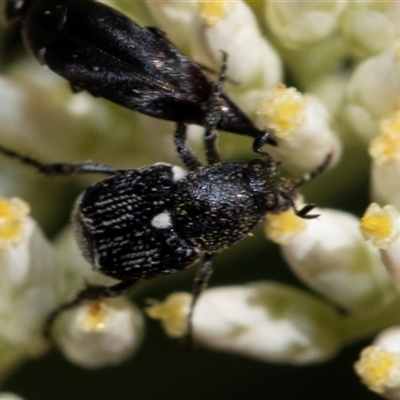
[307,70,349,117]
[147,284,342,364]
[360,203,400,250]
[344,41,400,142]
[370,111,400,208]
[191,0,282,118]
[341,2,400,58]
[258,85,306,141]
[355,326,400,399]
[266,208,394,312]
[53,297,145,369]
[258,86,341,171]
[6,0,400,394]
[265,207,308,246]
[51,227,146,367]
[361,203,400,293]
[0,197,56,378]
[370,112,400,166]
[0,198,146,372]
[265,0,348,50]
[145,0,197,50]
[193,0,281,87]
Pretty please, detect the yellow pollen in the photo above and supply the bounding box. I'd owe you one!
[361,214,392,239]
[0,219,23,240]
[78,301,111,333]
[354,346,396,393]
[360,203,399,249]
[258,85,305,140]
[265,209,307,245]
[0,197,30,245]
[0,199,11,217]
[199,1,230,26]
[145,292,192,338]
[370,111,400,164]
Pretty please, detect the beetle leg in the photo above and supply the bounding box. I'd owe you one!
[204,52,228,165]
[44,279,138,340]
[292,153,333,190]
[186,252,215,348]
[173,122,202,171]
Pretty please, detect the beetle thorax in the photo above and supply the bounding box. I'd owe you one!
[172,160,281,252]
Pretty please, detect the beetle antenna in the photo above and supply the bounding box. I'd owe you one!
[292,152,333,190]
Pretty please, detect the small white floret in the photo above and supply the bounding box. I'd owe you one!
[53,298,145,368]
[355,327,400,396]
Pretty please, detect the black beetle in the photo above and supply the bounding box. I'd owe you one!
[0,125,331,340]
[3,0,276,152]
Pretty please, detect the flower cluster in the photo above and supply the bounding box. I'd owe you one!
[2,0,400,398]
[0,197,144,377]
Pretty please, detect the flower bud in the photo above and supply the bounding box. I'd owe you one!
[258,86,341,171]
[344,41,400,142]
[0,196,61,378]
[355,326,400,399]
[191,0,282,109]
[194,283,342,364]
[148,284,342,365]
[341,2,400,58]
[267,208,393,312]
[361,203,400,250]
[265,0,347,50]
[370,111,400,208]
[0,197,54,352]
[53,298,144,368]
[361,203,400,294]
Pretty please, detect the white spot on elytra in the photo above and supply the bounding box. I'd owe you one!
[172,166,187,182]
[151,211,172,229]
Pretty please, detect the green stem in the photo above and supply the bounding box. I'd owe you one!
[340,296,400,345]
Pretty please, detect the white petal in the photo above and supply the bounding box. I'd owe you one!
[54,298,145,368]
[276,208,394,312]
[192,283,342,364]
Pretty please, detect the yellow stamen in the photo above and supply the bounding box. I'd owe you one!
[77,301,111,333]
[0,197,30,246]
[265,208,307,245]
[370,111,400,165]
[199,1,232,26]
[355,346,398,394]
[145,293,192,338]
[360,203,399,249]
[258,85,305,140]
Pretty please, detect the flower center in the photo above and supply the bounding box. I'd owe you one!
[370,111,400,165]
[0,197,30,246]
[258,85,305,140]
